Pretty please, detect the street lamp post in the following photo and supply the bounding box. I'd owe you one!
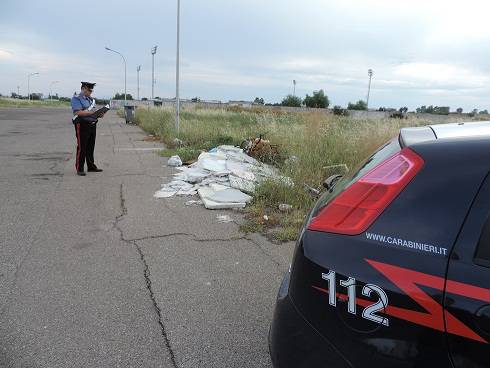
[49,81,60,101]
[27,72,39,101]
[137,65,141,100]
[175,0,181,134]
[105,47,127,106]
[151,46,157,100]
[367,69,373,112]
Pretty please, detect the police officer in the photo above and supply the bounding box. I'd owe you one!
[71,82,105,176]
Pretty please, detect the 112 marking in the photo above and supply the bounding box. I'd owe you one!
[321,270,389,326]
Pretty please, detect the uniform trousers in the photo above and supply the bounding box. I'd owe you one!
[74,121,97,172]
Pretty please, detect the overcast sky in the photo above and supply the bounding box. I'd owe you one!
[1,0,490,110]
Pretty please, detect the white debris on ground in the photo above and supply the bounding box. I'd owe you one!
[216,214,234,223]
[167,155,183,167]
[154,145,290,209]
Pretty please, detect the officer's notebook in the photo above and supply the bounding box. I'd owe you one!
[92,104,110,118]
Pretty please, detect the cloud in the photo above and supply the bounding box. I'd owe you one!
[2,0,490,109]
[0,48,13,60]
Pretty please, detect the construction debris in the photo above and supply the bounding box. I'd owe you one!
[185,199,203,206]
[143,134,161,142]
[167,155,183,167]
[278,203,293,212]
[155,145,290,209]
[241,136,281,163]
[216,214,234,223]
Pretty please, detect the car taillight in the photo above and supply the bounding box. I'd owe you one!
[308,148,424,235]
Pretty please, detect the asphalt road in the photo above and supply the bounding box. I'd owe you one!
[0,108,294,368]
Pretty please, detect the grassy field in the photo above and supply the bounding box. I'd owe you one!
[0,97,70,108]
[135,106,461,241]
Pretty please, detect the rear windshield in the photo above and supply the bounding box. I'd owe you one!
[309,138,401,220]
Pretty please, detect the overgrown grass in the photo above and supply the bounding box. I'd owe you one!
[136,106,462,241]
[0,97,70,108]
[158,147,203,162]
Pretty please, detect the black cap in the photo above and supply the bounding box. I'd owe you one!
[81,81,96,89]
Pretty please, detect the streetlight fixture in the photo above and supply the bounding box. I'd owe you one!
[367,69,373,112]
[27,72,39,101]
[49,80,60,101]
[293,80,297,97]
[137,65,141,100]
[175,0,181,134]
[151,46,157,99]
[105,46,127,106]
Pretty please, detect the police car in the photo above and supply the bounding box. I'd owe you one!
[269,121,490,367]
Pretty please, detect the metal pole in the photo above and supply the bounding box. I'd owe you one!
[27,72,39,101]
[293,80,296,97]
[151,54,153,99]
[137,65,141,100]
[50,81,59,101]
[175,0,181,133]
[151,46,157,100]
[124,58,127,106]
[105,47,127,105]
[367,69,373,112]
[17,86,20,96]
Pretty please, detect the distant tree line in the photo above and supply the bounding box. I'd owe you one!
[113,92,133,100]
[415,105,450,115]
[280,89,330,108]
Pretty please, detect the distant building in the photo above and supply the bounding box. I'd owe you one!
[228,100,253,108]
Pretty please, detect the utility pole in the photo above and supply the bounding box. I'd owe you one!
[105,47,127,106]
[151,46,157,99]
[175,0,181,133]
[367,69,373,112]
[49,81,59,101]
[293,79,296,97]
[137,65,141,100]
[27,72,39,101]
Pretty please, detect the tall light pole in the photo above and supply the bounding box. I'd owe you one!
[137,65,141,100]
[27,72,39,101]
[105,47,127,106]
[151,46,157,99]
[293,79,296,97]
[175,0,181,134]
[49,81,60,101]
[367,69,373,112]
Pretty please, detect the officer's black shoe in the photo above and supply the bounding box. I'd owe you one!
[77,171,86,176]
[87,167,103,172]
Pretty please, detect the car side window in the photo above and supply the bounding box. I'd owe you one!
[474,213,490,266]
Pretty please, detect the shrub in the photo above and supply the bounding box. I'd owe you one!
[304,89,329,108]
[347,100,367,110]
[281,95,302,107]
[333,105,349,116]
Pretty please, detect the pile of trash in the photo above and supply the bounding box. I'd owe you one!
[154,145,290,209]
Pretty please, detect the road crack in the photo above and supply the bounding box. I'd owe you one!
[114,181,179,367]
[135,241,179,368]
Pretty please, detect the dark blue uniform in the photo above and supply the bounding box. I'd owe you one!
[71,92,98,173]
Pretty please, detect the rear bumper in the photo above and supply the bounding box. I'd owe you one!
[269,272,350,368]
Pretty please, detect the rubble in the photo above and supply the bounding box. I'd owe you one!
[241,136,281,163]
[216,214,234,223]
[167,155,183,167]
[278,203,293,212]
[155,145,289,209]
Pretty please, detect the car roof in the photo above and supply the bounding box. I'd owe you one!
[400,121,490,147]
